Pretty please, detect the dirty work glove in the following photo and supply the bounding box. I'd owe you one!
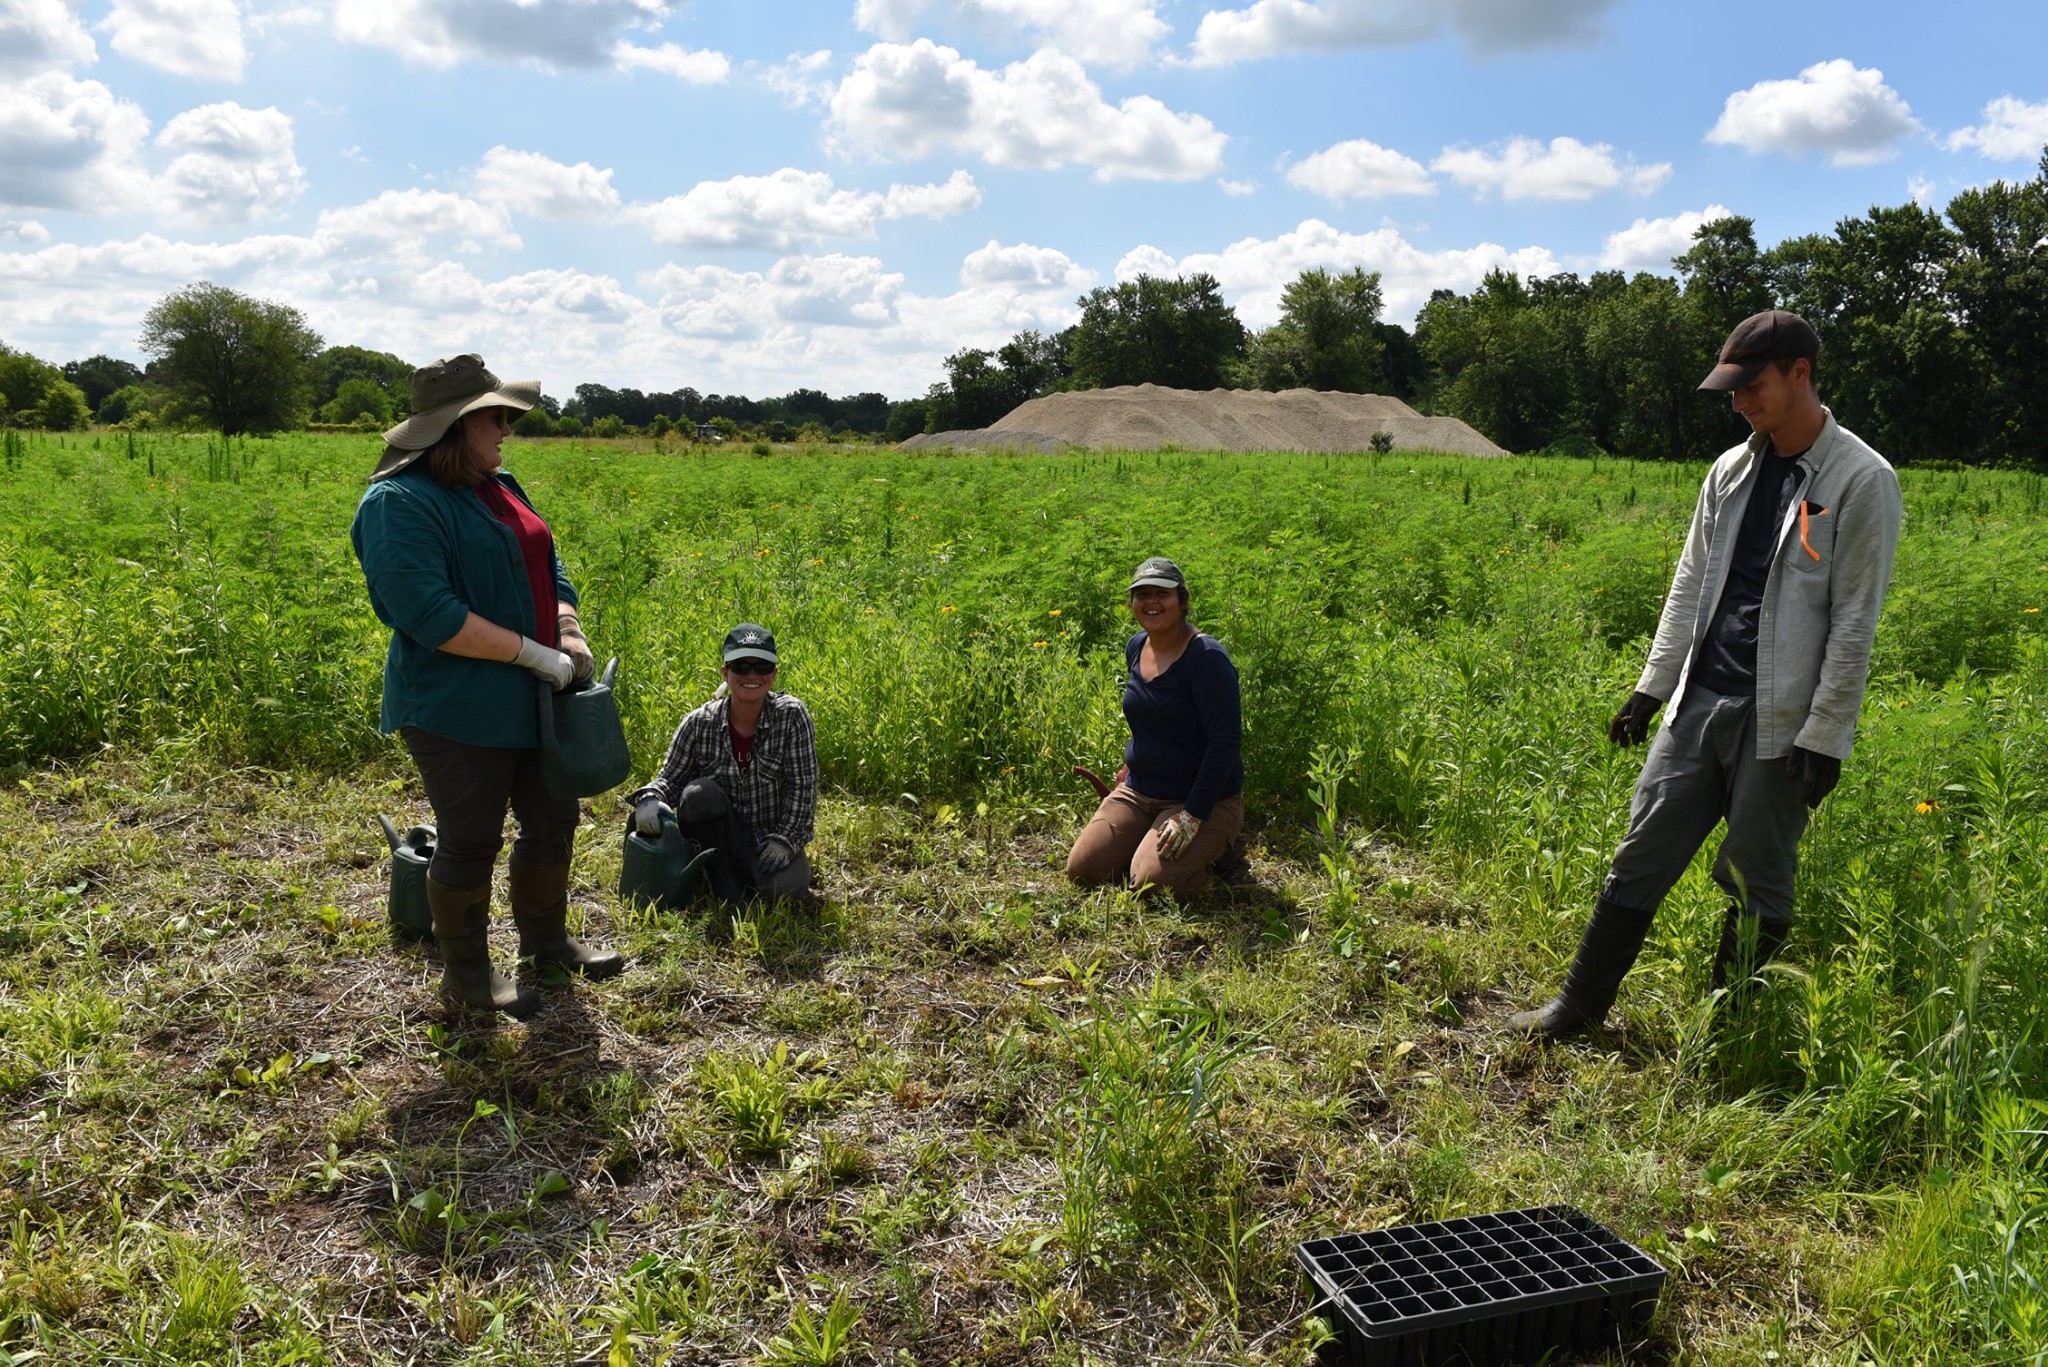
[756,837,794,873]
[511,634,573,692]
[633,797,673,837]
[1155,810,1201,862]
[1790,747,1841,809]
[556,614,595,685]
[1607,691,1664,747]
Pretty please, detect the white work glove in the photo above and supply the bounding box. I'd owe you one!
[756,837,794,873]
[1155,810,1201,862]
[511,634,573,691]
[633,797,674,836]
[556,615,596,685]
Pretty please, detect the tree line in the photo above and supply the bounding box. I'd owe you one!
[2,146,2041,462]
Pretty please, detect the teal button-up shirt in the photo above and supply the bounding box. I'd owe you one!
[350,464,578,749]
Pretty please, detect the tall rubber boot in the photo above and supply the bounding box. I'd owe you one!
[427,878,539,1019]
[1505,897,1657,1039]
[1709,907,1791,995]
[508,854,624,980]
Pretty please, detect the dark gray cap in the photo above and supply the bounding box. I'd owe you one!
[1699,310,1819,392]
[721,622,777,665]
[1129,556,1186,591]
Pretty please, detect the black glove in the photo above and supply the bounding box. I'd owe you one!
[1791,746,1841,809]
[1607,691,1664,747]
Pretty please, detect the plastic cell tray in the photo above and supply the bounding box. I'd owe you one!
[1296,1204,1666,1366]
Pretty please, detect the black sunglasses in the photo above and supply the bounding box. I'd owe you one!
[725,658,777,676]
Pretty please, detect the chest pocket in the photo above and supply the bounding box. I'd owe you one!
[1790,500,1836,570]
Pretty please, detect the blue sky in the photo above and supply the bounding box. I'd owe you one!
[3,0,2045,401]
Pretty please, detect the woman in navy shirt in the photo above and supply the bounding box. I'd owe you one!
[1065,557,1244,899]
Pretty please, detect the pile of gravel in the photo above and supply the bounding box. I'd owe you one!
[904,385,1507,456]
[899,429,1073,453]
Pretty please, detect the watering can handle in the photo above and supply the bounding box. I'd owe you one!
[377,813,402,852]
[601,656,619,689]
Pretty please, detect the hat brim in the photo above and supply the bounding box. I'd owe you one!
[1129,575,1183,591]
[371,379,542,479]
[1698,360,1766,393]
[723,649,778,666]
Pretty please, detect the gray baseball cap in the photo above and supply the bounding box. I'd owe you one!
[1128,557,1186,591]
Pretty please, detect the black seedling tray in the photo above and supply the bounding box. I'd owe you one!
[1296,1204,1666,1366]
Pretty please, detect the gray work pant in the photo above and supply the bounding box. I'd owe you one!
[1601,687,1809,925]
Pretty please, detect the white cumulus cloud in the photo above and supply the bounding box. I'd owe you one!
[1286,138,1434,200]
[829,40,1225,181]
[0,73,151,213]
[959,239,1093,290]
[1190,0,1620,66]
[1596,204,1732,273]
[882,169,981,218]
[1433,136,1669,199]
[2,219,52,243]
[102,0,248,81]
[1945,95,2048,161]
[1,0,98,75]
[1707,59,1920,167]
[473,146,621,220]
[761,49,836,107]
[854,0,1169,68]
[316,188,521,254]
[333,0,673,70]
[154,102,304,223]
[627,168,980,251]
[1118,218,1564,326]
[612,41,730,82]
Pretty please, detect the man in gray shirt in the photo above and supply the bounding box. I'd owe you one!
[1509,310,1903,1039]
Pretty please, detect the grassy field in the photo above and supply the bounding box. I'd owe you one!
[1,429,2044,1366]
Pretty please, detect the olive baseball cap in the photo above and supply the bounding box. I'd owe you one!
[1698,310,1820,392]
[721,623,778,665]
[1129,557,1186,591]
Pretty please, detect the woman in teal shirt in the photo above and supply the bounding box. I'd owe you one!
[351,354,623,1019]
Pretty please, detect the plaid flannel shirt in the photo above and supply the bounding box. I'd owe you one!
[631,691,817,849]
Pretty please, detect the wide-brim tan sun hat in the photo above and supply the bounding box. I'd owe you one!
[370,353,541,481]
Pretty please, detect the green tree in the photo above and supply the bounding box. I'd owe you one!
[311,345,411,416]
[0,344,87,429]
[1067,274,1245,391]
[35,380,90,431]
[138,282,323,436]
[96,383,162,426]
[1582,272,1730,459]
[321,376,394,426]
[514,406,555,437]
[1415,271,1571,453]
[61,355,144,412]
[1675,216,1775,342]
[886,397,932,441]
[1241,267,1386,392]
[1944,147,2048,464]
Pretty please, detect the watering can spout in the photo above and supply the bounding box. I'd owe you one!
[377,813,402,853]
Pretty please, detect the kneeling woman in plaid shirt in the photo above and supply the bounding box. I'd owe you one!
[628,623,818,904]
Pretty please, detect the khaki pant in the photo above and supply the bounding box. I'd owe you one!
[1065,786,1245,900]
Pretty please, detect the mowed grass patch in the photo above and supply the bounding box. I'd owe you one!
[0,434,2044,1363]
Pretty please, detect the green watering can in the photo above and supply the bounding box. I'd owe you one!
[537,656,633,800]
[377,814,436,941]
[618,813,719,913]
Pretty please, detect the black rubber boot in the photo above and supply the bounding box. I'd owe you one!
[427,878,540,1019]
[1505,897,1657,1039]
[508,854,624,980]
[1709,907,1791,995]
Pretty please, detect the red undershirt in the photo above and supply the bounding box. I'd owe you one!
[729,719,754,771]
[475,477,558,646]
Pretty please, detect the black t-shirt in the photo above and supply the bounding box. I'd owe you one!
[1694,446,1805,697]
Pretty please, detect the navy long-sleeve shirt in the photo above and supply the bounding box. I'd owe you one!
[1121,631,1244,821]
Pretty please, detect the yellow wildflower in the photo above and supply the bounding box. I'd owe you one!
[1047,609,1061,616]
[1032,640,1047,648]
[941,604,957,613]
[1915,800,1939,814]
